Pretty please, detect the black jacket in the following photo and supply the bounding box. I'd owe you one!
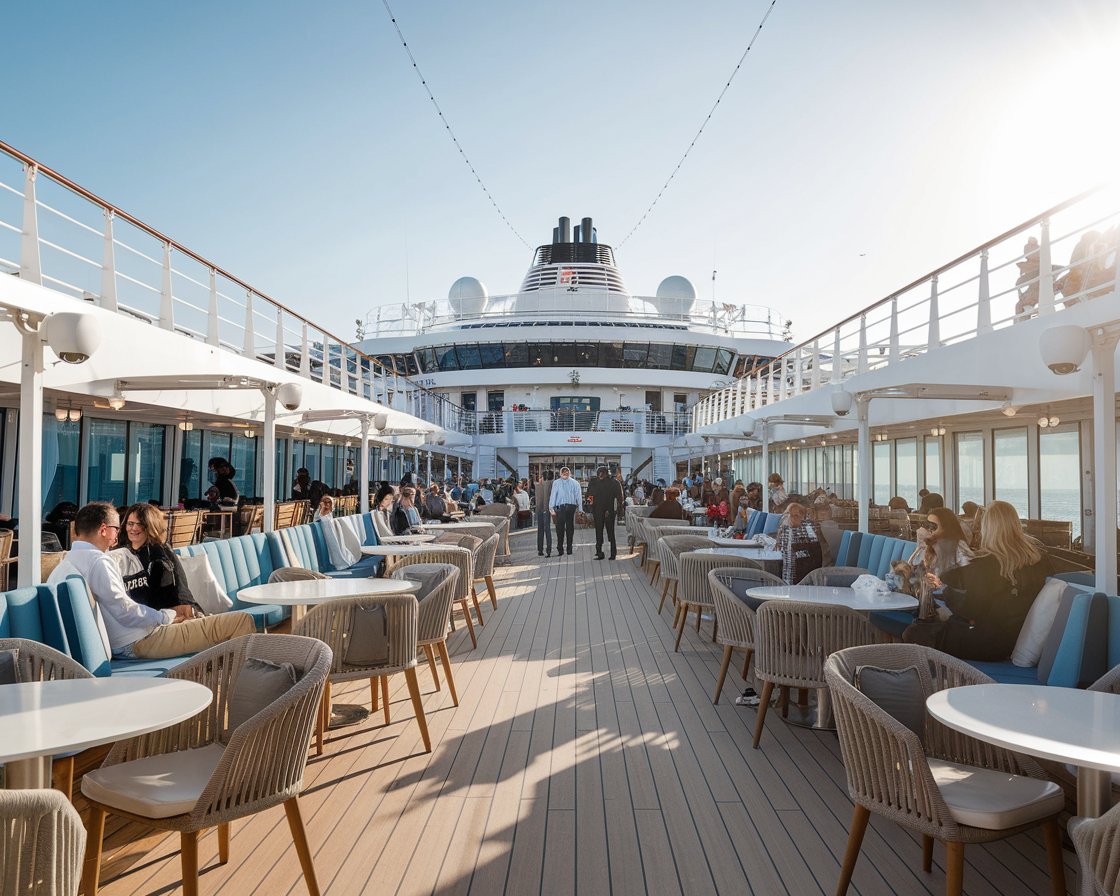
[123,542,197,611]
[586,476,623,517]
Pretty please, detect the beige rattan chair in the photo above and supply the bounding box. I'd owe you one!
[674,553,759,651]
[1070,799,1120,896]
[164,510,203,548]
[388,562,461,704]
[797,565,870,586]
[237,504,264,536]
[706,567,784,704]
[625,504,654,551]
[82,634,331,896]
[0,529,14,590]
[751,600,879,749]
[474,503,513,554]
[274,500,303,529]
[387,544,478,648]
[825,643,1066,896]
[293,593,430,756]
[656,534,715,614]
[472,532,501,610]
[0,788,85,896]
[40,552,67,582]
[0,638,93,800]
[644,519,693,584]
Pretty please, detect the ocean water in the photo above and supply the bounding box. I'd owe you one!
[994,487,1082,538]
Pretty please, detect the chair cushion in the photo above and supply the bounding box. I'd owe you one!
[826,574,862,588]
[345,606,389,667]
[1011,578,1067,667]
[1038,591,1109,686]
[82,743,224,819]
[178,554,234,616]
[0,648,19,683]
[393,564,448,601]
[854,664,924,738]
[323,556,382,579]
[927,759,1063,830]
[109,654,194,676]
[228,657,298,730]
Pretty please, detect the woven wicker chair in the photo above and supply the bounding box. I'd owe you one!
[625,504,654,551]
[751,600,879,749]
[674,553,759,651]
[385,544,478,647]
[656,534,715,614]
[1070,799,1120,896]
[825,643,1066,896]
[0,638,93,800]
[82,634,331,896]
[165,510,203,548]
[798,565,870,586]
[473,504,513,555]
[0,788,85,896]
[388,562,461,704]
[644,519,694,584]
[472,532,501,610]
[293,593,430,756]
[706,567,784,704]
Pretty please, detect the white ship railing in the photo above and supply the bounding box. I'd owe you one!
[466,409,691,436]
[691,188,1120,429]
[0,141,468,434]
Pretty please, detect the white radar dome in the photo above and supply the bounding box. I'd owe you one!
[655,275,696,316]
[448,276,488,316]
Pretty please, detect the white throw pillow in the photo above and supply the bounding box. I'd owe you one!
[1011,578,1068,667]
[178,554,234,615]
[321,520,353,571]
[333,518,362,567]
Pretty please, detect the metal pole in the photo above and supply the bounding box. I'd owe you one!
[360,417,371,513]
[261,391,277,533]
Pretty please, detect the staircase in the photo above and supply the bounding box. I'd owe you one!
[651,447,673,486]
[475,446,497,480]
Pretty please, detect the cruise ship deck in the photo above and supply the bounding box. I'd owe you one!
[84,529,1073,896]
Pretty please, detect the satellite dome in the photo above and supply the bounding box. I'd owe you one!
[448,276,488,316]
[656,275,696,301]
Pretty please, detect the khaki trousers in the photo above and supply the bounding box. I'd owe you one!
[132,612,255,659]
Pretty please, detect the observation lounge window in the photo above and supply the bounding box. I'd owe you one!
[479,343,505,368]
[527,343,546,367]
[418,347,437,373]
[671,345,696,371]
[575,343,598,365]
[504,343,528,366]
[714,348,734,376]
[600,342,624,367]
[436,346,459,371]
[456,345,482,370]
[647,344,672,369]
[623,343,649,368]
[955,431,985,507]
[550,343,576,366]
[692,346,717,373]
[87,419,127,506]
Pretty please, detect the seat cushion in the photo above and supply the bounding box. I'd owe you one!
[323,556,382,579]
[109,654,194,676]
[82,743,225,819]
[927,759,1063,830]
[1011,578,1068,668]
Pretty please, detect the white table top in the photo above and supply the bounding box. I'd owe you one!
[744,584,920,612]
[380,534,437,544]
[423,520,498,530]
[0,678,212,763]
[360,543,466,557]
[239,577,418,606]
[926,685,1120,772]
[693,547,783,561]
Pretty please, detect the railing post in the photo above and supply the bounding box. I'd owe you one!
[857,315,868,374]
[976,249,992,334]
[1037,218,1055,315]
[927,275,940,350]
[20,165,42,285]
[206,269,220,346]
[99,210,118,311]
[793,349,803,395]
[889,298,899,362]
[243,291,255,358]
[831,328,842,384]
[299,323,310,378]
[159,242,174,331]
[274,308,285,369]
[810,340,820,390]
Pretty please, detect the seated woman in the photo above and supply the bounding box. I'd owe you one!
[391,488,423,535]
[115,503,200,613]
[904,501,1050,661]
[371,485,396,539]
[910,506,973,577]
[775,502,823,583]
[731,495,751,533]
[313,494,334,522]
[649,487,687,520]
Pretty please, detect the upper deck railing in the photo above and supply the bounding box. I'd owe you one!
[464,408,690,437]
[691,188,1120,429]
[0,141,468,433]
[361,295,785,340]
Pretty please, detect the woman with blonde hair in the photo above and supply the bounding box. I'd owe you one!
[904,501,1049,660]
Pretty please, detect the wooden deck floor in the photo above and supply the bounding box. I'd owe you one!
[91,528,1076,895]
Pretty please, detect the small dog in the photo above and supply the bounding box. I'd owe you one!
[887,559,915,595]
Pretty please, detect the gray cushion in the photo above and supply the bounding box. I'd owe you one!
[854,664,925,738]
[0,649,19,684]
[345,606,389,667]
[1036,593,1074,683]
[826,574,862,588]
[228,657,298,731]
[395,564,448,601]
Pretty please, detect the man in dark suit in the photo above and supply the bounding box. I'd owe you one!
[587,466,625,560]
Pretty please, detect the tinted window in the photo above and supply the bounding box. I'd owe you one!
[549,343,576,366]
[671,344,696,370]
[693,346,717,373]
[479,343,505,367]
[714,348,734,375]
[647,344,672,369]
[456,344,482,369]
[504,342,528,366]
[418,347,437,373]
[600,342,623,367]
[527,343,546,367]
[436,346,459,371]
[623,343,648,367]
[575,342,598,365]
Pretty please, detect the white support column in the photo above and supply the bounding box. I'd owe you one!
[274,309,285,369]
[20,166,42,285]
[857,315,868,374]
[857,401,871,533]
[426,450,433,484]
[159,243,175,331]
[927,275,940,350]
[206,269,220,346]
[359,416,371,513]
[100,211,118,312]
[889,298,899,363]
[17,331,43,586]
[1091,334,1119,592]
[1037,219,1055,315]
[810,340,821,390]
[831,328,842,384]
[976,249,992,334]
[243,291,255,358]
[262,390,277,533]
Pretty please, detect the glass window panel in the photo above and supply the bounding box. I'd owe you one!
[714,348,734,376]
[894,438,918,509]
[292,440,306,478]
[230,436,258,499]
[925,438,941,494]
[623,343,648,368]
[503,342,527,366]
[549,343,575,366]
[993,427,1029,516]
[575,343,598,366]
[436,346,459,371]
[956,431,985,508]
[418,347,437,373]
[87,418,127,506]
[670,344,695,370]
[456,344,482,370]
[275,437,288,499]
[647,344,672,369]
[321,444,337,488]
[692,346,717,373]
[127,423,166,504]
[43,415,80,513]
[304,440,321,481]
[180,429,203,502]
[527,343,546,367]
[600,342,623,367]
[873,441,891,506]
[479,343,505,367]
[1040,426,1081,539]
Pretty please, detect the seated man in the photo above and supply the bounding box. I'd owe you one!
[54,502,254,660]
[422,484,453,523]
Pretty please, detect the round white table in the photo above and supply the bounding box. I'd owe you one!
[380,534,437,544]
[422,520,498,530]
[745,584,919,613]
[927,684,1120,817]
[239,577,418,623]
[693,546,783,562]
[0,677,212,788]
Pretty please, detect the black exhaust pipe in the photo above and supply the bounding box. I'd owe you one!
[581,217,592,243]
[558,216,570,244]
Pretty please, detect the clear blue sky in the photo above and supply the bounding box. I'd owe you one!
[4,0,1117,343]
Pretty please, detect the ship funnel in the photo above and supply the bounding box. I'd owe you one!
[558,216,570,244]
[581,217,593,243]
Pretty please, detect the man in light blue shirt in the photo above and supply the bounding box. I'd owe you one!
[548,466,582,556]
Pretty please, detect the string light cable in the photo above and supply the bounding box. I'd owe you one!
[380,0,530,248]
[618,0,779,248]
